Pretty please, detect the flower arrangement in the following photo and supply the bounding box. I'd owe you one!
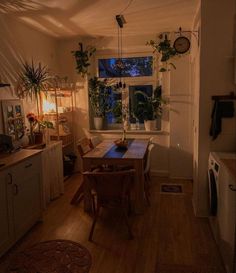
[26,113,54,144]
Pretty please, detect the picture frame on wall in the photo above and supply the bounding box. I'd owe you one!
[1,99,25,141]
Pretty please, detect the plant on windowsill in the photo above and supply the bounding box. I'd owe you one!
[88,77,112,130]
[147,34,177,72]
[71,43,96,78]
[134,85,165,131]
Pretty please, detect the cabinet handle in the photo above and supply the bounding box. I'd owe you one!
[25,163,32,168]
[229,184,236,192]
[7,173,12,184]
[13,184,18,195]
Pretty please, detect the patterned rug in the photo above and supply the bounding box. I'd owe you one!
[160,184,183,194]
[7,239,92,273]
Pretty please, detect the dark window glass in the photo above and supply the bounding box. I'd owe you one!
[98,56,153,78]
[106,89,122,124]
[129,85,153,123]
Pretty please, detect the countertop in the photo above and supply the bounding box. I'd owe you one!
[0,149,42,171]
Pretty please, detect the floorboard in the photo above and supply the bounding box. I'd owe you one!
[0,174,225,273]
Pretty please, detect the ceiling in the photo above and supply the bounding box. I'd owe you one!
[0,0,199,39]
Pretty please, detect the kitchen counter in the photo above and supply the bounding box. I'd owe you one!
[0,149,42,171]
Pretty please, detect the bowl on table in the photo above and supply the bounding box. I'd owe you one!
[114,139,128,150]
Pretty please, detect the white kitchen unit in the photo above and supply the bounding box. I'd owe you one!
[40,141,64,208]
[0,150,42,257]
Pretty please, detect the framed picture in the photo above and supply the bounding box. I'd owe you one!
[1,99,25,140]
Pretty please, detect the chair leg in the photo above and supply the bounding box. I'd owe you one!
[144,181,151,206]
[70,182,84,205]
[122,205,133,240]
[89,204,100,241]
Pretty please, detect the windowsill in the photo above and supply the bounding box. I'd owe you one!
[89,129,169,135]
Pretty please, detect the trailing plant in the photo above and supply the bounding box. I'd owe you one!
[134,85,165,121]
[17,60,50,116]
[71,43,96,77]
[147,34,177,72]
[88,77,112,118]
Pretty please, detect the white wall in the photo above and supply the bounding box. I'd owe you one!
[193,0,236,216]
[0,14,59,121]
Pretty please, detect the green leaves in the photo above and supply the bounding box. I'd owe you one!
[71,42,96,77]
[88,77,112,118]
[18,60,49,99]
[147,35,177,72]
[134,86,164,120]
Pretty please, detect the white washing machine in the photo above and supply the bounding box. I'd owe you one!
[208,152,236,273]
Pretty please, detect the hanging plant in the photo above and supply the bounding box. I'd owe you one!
[71,43,96,77]
[147,34,177,72]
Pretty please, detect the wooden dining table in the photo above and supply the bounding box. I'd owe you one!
[82,138,149,214]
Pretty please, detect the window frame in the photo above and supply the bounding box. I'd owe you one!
[92,52,160,131]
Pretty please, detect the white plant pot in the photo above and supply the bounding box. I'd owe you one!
[144,120,156,131]
[94,117,103,130]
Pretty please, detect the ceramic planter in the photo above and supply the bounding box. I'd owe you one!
[144,120,156,131]
[94,117,103,130]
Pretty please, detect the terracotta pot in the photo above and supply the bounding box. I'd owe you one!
[34,132,43,144]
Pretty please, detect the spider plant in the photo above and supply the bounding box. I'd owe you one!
[17,60,50,116]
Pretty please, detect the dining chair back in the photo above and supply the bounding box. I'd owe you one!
[77,137,92,157]
[71,138,94,205]
[90,136,102,149]
[83,169,136,241]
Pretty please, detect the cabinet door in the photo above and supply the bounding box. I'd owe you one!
[0,170,14,256]
[11,155,42,240]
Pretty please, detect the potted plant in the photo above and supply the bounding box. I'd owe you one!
[134,85,164,131]
[147,34,177,72]
[71,43,96,77]
[88,77,112,130]
[17,60,50,117]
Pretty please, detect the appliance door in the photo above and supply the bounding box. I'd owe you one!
[218,168,236,273]
[208,168,218,216]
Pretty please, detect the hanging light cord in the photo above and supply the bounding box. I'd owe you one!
[119,0,134,14]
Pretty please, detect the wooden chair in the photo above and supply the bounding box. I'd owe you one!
[83,169,136,241]
[70,138,95,205]
[89,136,102,149]
[144,143,154,205]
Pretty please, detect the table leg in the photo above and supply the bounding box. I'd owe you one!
[133,159,145,214]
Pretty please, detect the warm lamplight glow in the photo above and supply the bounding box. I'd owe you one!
[42,99,56,113]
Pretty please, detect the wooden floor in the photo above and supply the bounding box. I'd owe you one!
[0,174,225,273]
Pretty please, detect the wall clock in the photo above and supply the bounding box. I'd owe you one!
[173,36,191,54]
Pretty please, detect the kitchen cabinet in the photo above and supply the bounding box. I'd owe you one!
[0,153,42,257]
[0,170,14,256]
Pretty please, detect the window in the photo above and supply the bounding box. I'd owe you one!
[98,56,153,78]
[92,54,159,131]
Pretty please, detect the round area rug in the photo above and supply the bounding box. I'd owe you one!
[8,239,92,273]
